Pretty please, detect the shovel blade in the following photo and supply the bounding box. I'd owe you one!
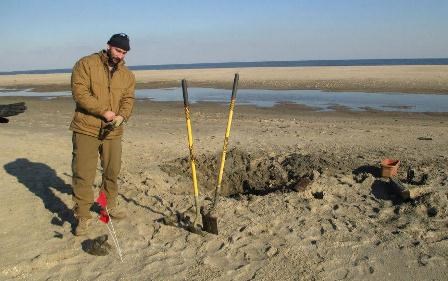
[186,223,207,236]
[202,213,219,235]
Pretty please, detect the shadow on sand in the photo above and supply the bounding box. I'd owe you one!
[371,179,405,205]
[4,158,76,232]
[353,165,381,178]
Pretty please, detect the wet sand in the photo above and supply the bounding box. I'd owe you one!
[1,65,448,93]
[0,94,447,280]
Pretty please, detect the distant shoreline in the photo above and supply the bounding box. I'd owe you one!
[1,58,447,75]
[1,65,447,94]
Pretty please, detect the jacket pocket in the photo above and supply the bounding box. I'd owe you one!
[92,81,112,111]
[74,110,101,128]
[110,86,126,112]
[91,81,106,98]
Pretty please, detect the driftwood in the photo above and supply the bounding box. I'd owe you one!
[0,102,27,123]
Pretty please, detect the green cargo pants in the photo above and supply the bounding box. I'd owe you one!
[71,132,122,218]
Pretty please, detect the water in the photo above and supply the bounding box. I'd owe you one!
[0,90,70,97]
[2,88,448,112]
[1,58,447,75]
[137,88,448,112]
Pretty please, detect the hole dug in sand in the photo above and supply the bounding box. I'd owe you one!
[160,148,326,197]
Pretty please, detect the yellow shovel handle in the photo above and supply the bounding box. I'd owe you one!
[182,79,200,222]
[213,73,239,207]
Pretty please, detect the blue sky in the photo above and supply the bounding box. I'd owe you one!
[1,0,447,71]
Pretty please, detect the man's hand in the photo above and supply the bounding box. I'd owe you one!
[102,111,116,122]
[113,115,124,127]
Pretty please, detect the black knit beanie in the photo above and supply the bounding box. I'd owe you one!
[107,33,130,51]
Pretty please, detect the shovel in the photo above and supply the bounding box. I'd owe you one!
[181,79,203,234]
[202,73,239,235]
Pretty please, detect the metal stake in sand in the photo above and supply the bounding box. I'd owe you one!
[202,73,239,235]
[105,207,124,262]
[96,192,124,261]
[181,79,201,228]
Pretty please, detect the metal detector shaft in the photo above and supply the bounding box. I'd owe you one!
[212,73,239,208]
[182,79,201,224]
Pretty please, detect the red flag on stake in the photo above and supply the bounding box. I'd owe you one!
[95,191,123,262]
[97,191,107,208]
[99,209,110,224]
[96,191,109,224]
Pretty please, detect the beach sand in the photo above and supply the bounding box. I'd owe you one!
[1,65,448,93]
[0,68,448,280]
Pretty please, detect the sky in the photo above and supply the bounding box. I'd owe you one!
[1,0,447,71]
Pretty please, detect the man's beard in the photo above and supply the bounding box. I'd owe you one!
[107,49,121,66]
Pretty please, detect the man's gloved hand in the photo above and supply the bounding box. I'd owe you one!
[113,115,124,127]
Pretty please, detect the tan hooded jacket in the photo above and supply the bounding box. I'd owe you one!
[69,50,135,139]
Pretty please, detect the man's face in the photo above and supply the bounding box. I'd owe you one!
[107,45,127,65]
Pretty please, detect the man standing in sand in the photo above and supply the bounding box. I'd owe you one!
[70,33,135,236]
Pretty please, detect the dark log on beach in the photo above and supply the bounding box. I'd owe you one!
[0,102,27,123]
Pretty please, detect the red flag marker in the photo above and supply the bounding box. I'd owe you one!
[99,209,110,223]
[95,191,123,261]
[96,191,107,208]
[96,191,109,224]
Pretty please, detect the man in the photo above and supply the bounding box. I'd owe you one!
[70,33,135,236]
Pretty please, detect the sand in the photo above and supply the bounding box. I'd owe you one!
[0,65,448,93]
[0,68,447,280]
